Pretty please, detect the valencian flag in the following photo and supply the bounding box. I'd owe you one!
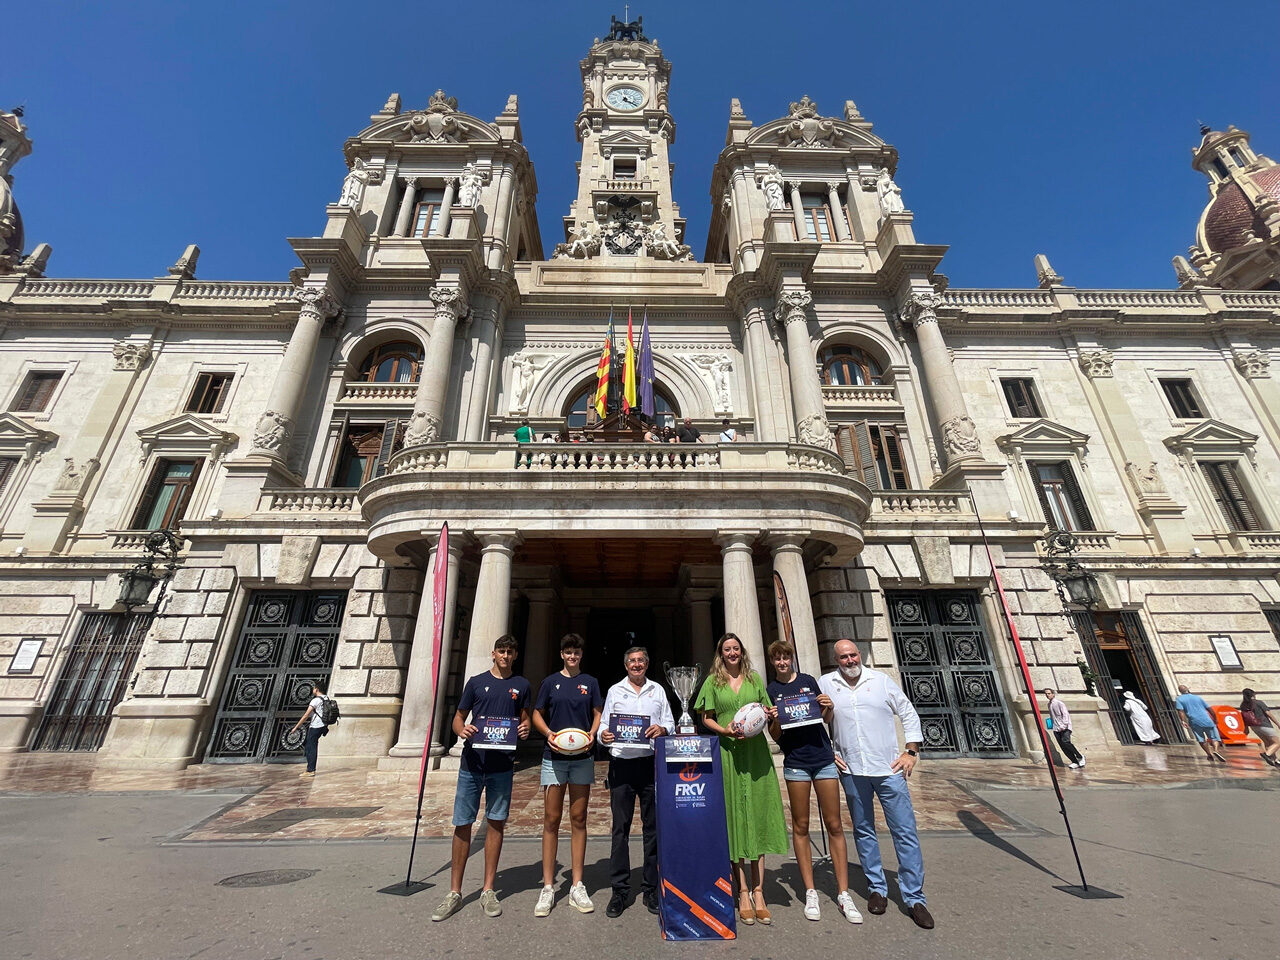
[639,307,655,418]
[622,308,637,415]
[593,307,614,419]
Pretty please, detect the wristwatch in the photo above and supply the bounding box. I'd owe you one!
[905,749,918,757]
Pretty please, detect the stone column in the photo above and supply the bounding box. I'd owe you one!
[250,286,341,460]
[770,536,822,675]
[718,533,766,675]
[433,178,457,238]
[900,291,982,468]
[522,588,556,695]
[459,532,519,685]
[387,534,462,758]
[404,286,467,446]
[486,166,515,270]
[827,182,852,241]
[646,64,658,105]
[394,177,418,237]
[685,589,716,672]
[788,182,809,240]
[462,300,501,441]
[741,301,780,441]
[730,167,759,270]
[774,288,833,449]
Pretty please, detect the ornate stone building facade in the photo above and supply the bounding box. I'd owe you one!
[2,22,1279,768]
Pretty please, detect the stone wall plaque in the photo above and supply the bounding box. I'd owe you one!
[9,637,43,674]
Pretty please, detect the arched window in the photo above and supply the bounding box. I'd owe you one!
[564,383,678,429]
[819,345,883,386]
[358,341,423,383]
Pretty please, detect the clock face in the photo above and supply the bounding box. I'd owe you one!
[606,86,645,111]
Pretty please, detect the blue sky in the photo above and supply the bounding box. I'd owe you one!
[7,0,1278,289]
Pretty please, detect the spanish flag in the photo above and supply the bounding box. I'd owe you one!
[622,307,637,415]
[593,308,613,419]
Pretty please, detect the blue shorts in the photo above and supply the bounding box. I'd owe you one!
[541,755,595,787]
[783,762,841,782]
[452,767,514,826]
[1190,724,1220,743]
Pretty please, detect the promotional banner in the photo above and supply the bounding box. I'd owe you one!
[655,737,736,941]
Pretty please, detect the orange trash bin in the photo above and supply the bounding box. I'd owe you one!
[1210,705,1260,745]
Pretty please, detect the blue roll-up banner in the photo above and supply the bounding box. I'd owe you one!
[654,736,736,941]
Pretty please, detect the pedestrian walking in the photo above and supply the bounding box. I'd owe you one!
[1175,684,1227,763]
[1121,691,1161,743]
[1043,689,1086,768]
[1239,688,1279,766]
[819,640,934,930]
[694,633,788,926]
[288,681,328,778]
[431,635,531,923]
[598,646,673,917]
[765,640,862,924]
[532,634,603,917]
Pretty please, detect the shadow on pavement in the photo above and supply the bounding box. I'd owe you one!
[957,809,1063,881]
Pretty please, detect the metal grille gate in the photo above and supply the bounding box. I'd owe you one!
[31,613,151,752]
[206,591,345,763]
[886,590,1015,757]
[1071,611,1185,745]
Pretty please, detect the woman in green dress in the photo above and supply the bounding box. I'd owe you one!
[694,632,789,925]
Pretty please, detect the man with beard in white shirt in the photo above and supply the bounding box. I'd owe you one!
[818,639,934,930]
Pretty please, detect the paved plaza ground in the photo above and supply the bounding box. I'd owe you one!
[1,745,1277,959]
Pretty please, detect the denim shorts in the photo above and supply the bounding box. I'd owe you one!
[1190,724,1220,743]
[452,767,514,826]
[783,761,841,782]
[541,755,595,787]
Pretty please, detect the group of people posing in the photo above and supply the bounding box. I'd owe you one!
[430,631,935,933]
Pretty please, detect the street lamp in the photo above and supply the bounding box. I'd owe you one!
[117,530,182,610]
[1040,531,1102,609]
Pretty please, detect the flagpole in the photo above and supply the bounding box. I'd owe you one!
[969,495,1089,891]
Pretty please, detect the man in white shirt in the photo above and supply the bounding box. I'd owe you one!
[819,640,934,930]
[598,646,674,918]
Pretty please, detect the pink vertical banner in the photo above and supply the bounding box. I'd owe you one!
[418,522,449,785]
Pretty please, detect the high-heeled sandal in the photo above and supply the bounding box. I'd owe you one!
[738,894,756,925]
[752,893,772,925]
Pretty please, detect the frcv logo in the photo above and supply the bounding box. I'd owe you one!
[675,763,705,797]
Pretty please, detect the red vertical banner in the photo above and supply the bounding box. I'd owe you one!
[419,522,450,785]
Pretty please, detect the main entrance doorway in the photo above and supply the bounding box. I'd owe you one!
[586,607,657,692]
[206,590,346,763]
[32,613,151,752]
[885,590,1016,758]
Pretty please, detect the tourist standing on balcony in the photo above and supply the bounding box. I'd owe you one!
[694,633,788,926]
[820,639,934,930]
[1043,689,1086,768]
[1176,684,1227,763]
[431,636,531,923]
[719,418,737,442]
[514,418,534,466]
[676,417,702,443]
[599,645,673,917]
[765,640,862,924]
[532,634,603,917]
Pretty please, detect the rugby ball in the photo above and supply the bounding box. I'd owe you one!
[549,727,592,755]
[732,702,768,738]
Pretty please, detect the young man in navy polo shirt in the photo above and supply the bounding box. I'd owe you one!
[431,635,531,922]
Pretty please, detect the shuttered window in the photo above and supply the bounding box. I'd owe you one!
[835,423,910,490]
[186,373,234,414]
[132,459,202,530]
[11,371,62,412]
[1000,378,1042,419]
[1199,461,1262,531]
[0,456,18,496]
[1160,379,1203,419]
[332,419,405,487]
[1030,460,1095,531]
[801,195,833,242]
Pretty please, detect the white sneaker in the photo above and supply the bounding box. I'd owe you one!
[1067,762,1080,769]
[534,884,555,917]
[837,890,864,924]
[804,889,821,921]
[1078,759,1086,767]
[569,881,594,913]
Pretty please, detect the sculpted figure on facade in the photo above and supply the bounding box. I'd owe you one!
[758,166,786,211]
[508,352,553,414]
[940,416,982,458]
[53,457,99,494]
[403,410,442,446]
[642,220,693,261]
[1233,348,1271,379]
[112,341,153,372]
[1125,461,1167,497]
[1172,255,1205,289]
[18,243,52,277]
[1034,253,1064,288]
[844,99,863,122]
[876,169,905,220]
[338,158,371,208]
[457,163,484,209]
[797,413,834,449]
[252,410,293,455]
[783,95,836,149]
[691,354,734,412]
[552,221,603,259]
[1077,348,1115,379]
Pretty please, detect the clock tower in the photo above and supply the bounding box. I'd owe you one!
[561,16,689,260]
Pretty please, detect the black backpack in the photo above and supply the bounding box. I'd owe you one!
[319,697,341,726]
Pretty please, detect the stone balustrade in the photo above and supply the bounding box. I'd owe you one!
[1074,290,1200,309]
[869,490,974,516]
[1239,531,1280,552]
[943,290,1054,309]
[1070,531,1116,552]
[338,381,419,403]
[594,178,653,192]
[259,488,360,513]
[174,281,294,301]
[517,444,721,471]
[821,383,898,407]
[109,530,154,550]
[15,279,156,299]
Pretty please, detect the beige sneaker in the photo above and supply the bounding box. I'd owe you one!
[480,888,502,918]
[569,882,594,913]
[431,891,462,922]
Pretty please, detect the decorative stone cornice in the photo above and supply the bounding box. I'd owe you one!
[1232,348,1270,379]
[1077,348,1114,379]
[112,341,152,372]
[900,291,943,329]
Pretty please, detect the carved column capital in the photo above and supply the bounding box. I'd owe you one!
[773,288,813,325]
[429,285,467,322]
[293,285,341,320]
[900,291,944,328]
[1233,348,1271,379]
[1077,348,1114,379]
[826,181,843,193]
[402,175,419,189]
[112,341,152,372]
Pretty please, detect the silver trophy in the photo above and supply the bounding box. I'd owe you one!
[664,662,702,735]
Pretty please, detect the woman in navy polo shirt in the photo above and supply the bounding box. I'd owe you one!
[766,639,862,924]
[532,633,603,917]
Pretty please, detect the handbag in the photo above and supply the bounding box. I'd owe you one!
[1045,715,1054,730]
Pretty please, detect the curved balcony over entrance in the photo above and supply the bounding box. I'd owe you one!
[358,441,869,566]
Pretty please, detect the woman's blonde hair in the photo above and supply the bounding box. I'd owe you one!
[710,632,757,687]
